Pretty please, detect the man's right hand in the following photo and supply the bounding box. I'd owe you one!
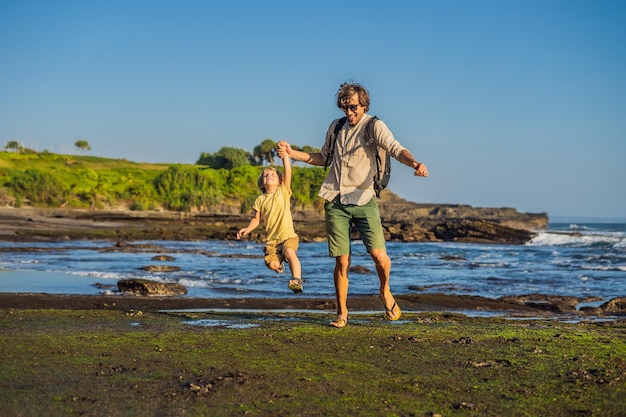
[277,141,291,158]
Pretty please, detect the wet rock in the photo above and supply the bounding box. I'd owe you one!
[599,297,626,315]
[349,265,371,274]
[383,222,436,242]
[151,255,176,261]
[583,297,626,316]
[432,219,535,244]
[140,265,181,272]
[104,242,165,253]
[499,294,582,312]
[440,255,466,261]
[93,282,115,289]
[117,278,187,296]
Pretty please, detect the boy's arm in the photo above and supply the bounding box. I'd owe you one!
[281,153,292,191]
[236,210,261,239]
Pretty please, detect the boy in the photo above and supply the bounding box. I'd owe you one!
[236,151,303,293]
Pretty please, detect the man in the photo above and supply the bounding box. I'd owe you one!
[278,82,428,328]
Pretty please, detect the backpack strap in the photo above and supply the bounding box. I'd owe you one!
[324,117,347,170]
[365,115,381,180]
[365,116,390,198]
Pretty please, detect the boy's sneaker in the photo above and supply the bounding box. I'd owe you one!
[288,278,303,294]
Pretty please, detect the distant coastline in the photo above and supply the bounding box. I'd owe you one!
[550,216,626,224]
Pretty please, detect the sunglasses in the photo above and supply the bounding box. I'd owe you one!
[342,104,360,113]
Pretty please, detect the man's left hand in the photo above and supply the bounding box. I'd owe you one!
[413,162,428,177]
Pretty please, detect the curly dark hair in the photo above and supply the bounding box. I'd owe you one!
[336,82,370,112]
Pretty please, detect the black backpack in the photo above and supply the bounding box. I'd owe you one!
[324,116,391,198]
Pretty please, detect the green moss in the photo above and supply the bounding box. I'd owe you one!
[1,310,624,416]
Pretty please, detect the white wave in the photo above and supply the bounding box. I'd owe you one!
[528,231,625,247]
[178,278,211,288]
[581,265,626,272]
[468,262,511,268]
[178,277,243,288]
[3,259,40,264]
[71,271,128,280]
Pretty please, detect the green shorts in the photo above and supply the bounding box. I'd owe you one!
[324,196,386,257]
[263,235,299,268]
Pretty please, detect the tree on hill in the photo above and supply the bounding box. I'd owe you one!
[4,141,20,152]
[253,139,277,166]
[75,140,91,154]
[196,147,250,169]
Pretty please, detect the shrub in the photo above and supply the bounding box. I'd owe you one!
[8,169,67,206]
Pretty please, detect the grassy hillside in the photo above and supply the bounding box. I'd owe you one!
[0,151,327,213]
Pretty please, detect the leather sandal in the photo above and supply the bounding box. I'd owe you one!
[384,301,401,321]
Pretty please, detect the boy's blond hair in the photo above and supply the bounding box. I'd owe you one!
[257,167,283,193]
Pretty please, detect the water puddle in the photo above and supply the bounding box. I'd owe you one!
[183,319,259,329]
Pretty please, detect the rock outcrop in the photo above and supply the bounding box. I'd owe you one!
[0,190,549,245]
[375,190,548,230]
[139,265,181,272]
[580,297,626,316]
[117,278,187,296]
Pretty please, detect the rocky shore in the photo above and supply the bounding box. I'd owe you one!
[0,191,548,244]
[1,292,624,320]
[2,201,624,319]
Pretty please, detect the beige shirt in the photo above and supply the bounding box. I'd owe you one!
[318,114,406,206]
[253,184,297,245]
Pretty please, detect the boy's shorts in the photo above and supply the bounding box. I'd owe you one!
[324,196,386,257]
[263,235,299,268]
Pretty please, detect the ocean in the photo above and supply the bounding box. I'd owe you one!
[0,222,624,304]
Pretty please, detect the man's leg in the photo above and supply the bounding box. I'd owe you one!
[324,197,352,326]
[352,198,401,320]
[371,248,400,319]
[333,254,351,321]
[370,248,393,298]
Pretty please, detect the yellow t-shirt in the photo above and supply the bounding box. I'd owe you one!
[253,184,297,245]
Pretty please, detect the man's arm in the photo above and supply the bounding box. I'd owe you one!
[398,149,429,177]
[278,141,326,166]
[373,119,428,177]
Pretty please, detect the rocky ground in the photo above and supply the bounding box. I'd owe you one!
[1,291,623,321]
[0,196,546,244]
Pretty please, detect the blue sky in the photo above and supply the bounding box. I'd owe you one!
[1,0,625,220]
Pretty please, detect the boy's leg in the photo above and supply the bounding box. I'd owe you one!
[263,244,284,273]
[282,236,301,279]
[282,237,303,293]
